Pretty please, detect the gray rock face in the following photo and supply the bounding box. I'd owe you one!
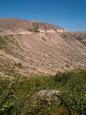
[33,90,60,98]
[32,90,61,102]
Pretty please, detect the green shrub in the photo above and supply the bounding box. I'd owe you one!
[28,24,39,32]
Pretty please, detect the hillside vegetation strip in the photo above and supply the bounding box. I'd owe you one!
[0,36,7,49]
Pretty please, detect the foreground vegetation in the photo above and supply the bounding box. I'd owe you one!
[0,69,86,115]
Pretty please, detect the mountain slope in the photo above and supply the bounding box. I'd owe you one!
[0,18,86,75]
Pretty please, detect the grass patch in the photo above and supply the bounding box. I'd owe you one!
[0,69,86,115]
[0,35,14,50]
[0,36,7,49]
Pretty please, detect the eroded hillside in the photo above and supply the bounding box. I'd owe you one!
[0,18,86,76]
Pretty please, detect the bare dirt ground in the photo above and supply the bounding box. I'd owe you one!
[0,18,86,76]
